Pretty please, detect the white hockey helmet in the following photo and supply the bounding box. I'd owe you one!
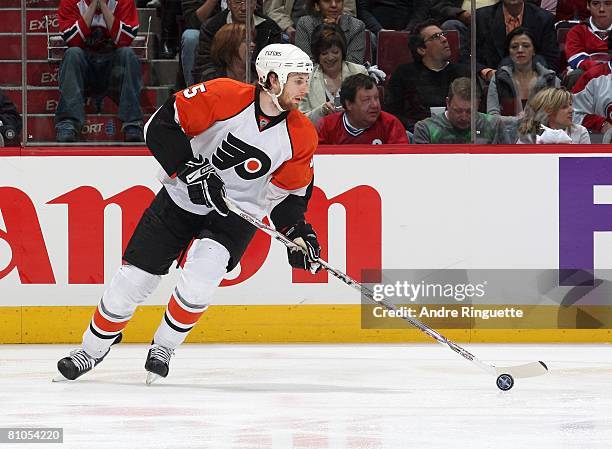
[255,43,313,90]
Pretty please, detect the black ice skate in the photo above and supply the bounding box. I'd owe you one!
[145,343,174,385]
[54,334,122,382]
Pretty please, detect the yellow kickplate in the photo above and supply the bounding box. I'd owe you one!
[1,305,610,344]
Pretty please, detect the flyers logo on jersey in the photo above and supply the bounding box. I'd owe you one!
[212,133,272,180]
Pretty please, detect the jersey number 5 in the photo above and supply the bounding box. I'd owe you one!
[183,83,206,99]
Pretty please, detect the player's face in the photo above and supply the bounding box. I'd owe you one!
[508,34,534,67]
[319,45,343,74]
[588,0,612,29]
[549,101,574,129]
[446,96,471,130]
[278,73,310,110]
[345,86,380,128]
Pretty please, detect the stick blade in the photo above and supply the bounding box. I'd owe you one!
[495,361,548,379]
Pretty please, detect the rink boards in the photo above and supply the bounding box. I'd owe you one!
[1,145,612,343]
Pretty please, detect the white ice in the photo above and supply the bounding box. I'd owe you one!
[1,343,611,449]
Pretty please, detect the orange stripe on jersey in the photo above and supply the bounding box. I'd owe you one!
[92,308,129,333]
[271,110,317,191]
[175,78,256,137]
[167,295,205,326]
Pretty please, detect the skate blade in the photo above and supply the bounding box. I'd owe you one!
[52,373,70,382]
[146,372,163,385]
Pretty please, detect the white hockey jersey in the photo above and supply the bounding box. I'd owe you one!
[572,62,612,133]
[157,78,317,220]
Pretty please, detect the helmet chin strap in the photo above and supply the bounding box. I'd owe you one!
[262,81,286,112]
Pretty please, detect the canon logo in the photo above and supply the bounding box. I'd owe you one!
[0,185,381,285]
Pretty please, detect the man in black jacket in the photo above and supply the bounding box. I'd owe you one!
[476,0,559,78]
[430,0,550,65]
[0,89,22,146]
[384,20,470,133]
[192,0,281,84]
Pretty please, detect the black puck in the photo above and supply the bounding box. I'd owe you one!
[496,373,514,391]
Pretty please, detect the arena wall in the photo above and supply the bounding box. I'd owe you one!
[1,145,611,343]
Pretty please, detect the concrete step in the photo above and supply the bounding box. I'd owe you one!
[4,86,171,114]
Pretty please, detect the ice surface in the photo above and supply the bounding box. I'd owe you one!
[1,343,611,449]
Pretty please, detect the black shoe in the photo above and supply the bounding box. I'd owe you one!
[145,343,174,384]
[159,41,177,59]
[124,125,144,142]
[56,334,122,380]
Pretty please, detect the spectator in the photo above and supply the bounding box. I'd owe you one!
[0,89,22,146]
[56,0,143,142]
[295,0,367,64]
[476,0,560,80]
[200,23,255,82]
[572,61,611,134]
[317,73,409,144]
[192,0,282,84]
[517,87,590,142]
[430,0,498,63]
[487,27,560,117]
[384,20,470,133]
[414,77,507,143]
[180,0,224,86]
[264,0,356,35]
[564,0,611,88]
[299,24,367,124]
[158,0,183,58]
[356,0,430,35]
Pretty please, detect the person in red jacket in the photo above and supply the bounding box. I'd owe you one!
[317,74,409,144]
[564,0,611,87]
[55,0,144,142]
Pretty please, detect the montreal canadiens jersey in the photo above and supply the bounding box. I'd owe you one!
[152,78,317,220]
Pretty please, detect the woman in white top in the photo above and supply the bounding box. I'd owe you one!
[299,23,367,124]
[516,87,590,144]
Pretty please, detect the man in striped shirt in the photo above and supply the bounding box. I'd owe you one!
[56,0,144,142]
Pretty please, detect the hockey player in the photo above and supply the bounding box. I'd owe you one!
[56,43,321,384]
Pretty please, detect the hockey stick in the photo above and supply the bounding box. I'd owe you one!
[225,199,548,380]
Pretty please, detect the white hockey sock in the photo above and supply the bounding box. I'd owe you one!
[153,238,229,349]
[83,264,161,358]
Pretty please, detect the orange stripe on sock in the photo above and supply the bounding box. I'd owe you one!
[167,295,205,326]
[92,307,129,333]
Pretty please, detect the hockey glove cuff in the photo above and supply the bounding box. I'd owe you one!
[283,222,321,274]
[177,155,229,216]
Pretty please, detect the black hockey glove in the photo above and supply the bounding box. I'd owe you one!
[283,222,321,273]
[176,155,229,216]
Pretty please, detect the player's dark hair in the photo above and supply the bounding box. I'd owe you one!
[339,73,375,107]
[311,23,347,62]
[408,19,441,62]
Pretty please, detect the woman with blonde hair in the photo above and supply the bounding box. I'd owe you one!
[201,23,255,83]
[517,87,590,144]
